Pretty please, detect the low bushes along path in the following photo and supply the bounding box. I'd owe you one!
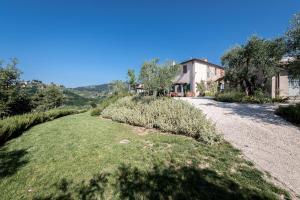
[0,112,290,199]
[181,97,300,197]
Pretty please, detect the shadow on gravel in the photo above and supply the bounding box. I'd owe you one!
[33,163,285,200]
[0,147,28,178]
[204,100,295,126]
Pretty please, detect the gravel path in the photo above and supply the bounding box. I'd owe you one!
[181,97,300,196]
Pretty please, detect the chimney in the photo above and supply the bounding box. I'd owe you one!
[203,58,208,62]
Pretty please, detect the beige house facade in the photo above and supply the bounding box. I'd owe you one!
[272,57,300,99]
[272,70,300,99]
[173,58,225,96]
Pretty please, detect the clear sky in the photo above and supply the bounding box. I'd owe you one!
[0,0,299,87]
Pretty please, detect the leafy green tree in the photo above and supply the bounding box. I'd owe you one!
[156,61,180,96]
[139,59,179,96]
[0,58,31,118]
[196,81,206,96]
[32,84,64,111]
[222,36,285,95]
[139,59,160,95]
[207,81,218,96]
[127,69,136,89]
[285,13,300,77]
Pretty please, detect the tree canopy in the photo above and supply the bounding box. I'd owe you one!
[222,36,285,95]
[139,59,180,96]
[285,13,300,77]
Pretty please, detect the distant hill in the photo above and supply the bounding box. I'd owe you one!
[69,84,111,98]
[63,89,93,106]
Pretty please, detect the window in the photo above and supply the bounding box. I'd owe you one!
[183,65,187,73]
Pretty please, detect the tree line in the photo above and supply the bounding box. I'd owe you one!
[0,59,64,118]
[110,59,180,96]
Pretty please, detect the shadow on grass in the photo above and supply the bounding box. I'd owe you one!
[34,163,282,200]
[0,147,28,178]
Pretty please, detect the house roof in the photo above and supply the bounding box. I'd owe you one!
[180,58,224,69]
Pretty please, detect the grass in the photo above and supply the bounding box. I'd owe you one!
[0,113,290,199]
[0,109,83,145]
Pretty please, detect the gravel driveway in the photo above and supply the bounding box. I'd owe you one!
[181,97,300,197]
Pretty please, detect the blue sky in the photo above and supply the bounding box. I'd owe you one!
[0,0,299,87]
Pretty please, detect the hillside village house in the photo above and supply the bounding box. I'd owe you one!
[172,58,225,97]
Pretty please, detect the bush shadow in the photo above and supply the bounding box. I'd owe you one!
[204,99,297,127]
[0,147,28,178]
[34,163,280,200]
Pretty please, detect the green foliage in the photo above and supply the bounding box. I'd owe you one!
[206,81,218,96]
[139,59,180,96]
[127,69,136,87]
[285,13,300,78]
[0,58,32,118]
[276,103,300,124]
[214,91,245,103]
[214,90,286,104]
[102,96,220,144]
[196,81,206,96]
[90,94,128,116]
[32,84,64,111]
[0,109,82,144]
[222,36,286,95]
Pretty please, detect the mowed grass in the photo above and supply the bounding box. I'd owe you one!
[0,113,290,199]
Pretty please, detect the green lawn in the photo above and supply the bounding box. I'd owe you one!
[0,113,289,199]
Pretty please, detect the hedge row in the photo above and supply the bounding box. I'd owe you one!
[0,109,83,144]
[214,91,286,104]
[275,103,300,125]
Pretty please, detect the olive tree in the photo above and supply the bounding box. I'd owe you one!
[139,59,179,96]
[222,36,285,95]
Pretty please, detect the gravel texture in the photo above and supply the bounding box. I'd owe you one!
[181,97,300,196]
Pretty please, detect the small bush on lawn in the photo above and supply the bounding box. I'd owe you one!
[0,109,83,144]
[275,103,300,124]
[102,96,220,144]
[90,94,129,116]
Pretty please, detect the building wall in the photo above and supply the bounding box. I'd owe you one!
[173,60,225,96]
[174,62,194,84]
[193,62,208,94]
[272,71,289,98]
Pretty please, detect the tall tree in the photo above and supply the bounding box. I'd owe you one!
[139,59,159,95]
[0,58,31,117]
[127,69,136,91]
[285,13,300,77]
[222,36,285,95]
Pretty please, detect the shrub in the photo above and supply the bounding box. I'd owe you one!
[0,109,83,144]
[214,91,286,104]
[214,91,245,103]
[90,94,128,116]
[102,96,220,144]
[275,103,300,124]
